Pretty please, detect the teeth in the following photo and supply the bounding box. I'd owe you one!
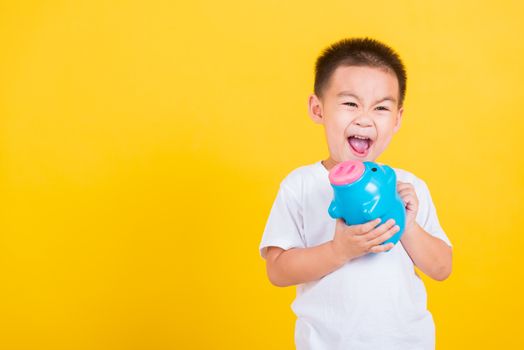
[350,135,369,140]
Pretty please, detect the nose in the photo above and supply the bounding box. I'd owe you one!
[354,114,373,128]
[353,112,373,128]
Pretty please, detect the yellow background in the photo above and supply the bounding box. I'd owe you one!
[1,1,523,349]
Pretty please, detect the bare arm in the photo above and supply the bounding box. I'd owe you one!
[264,218,399,287]
[397,181,453,281]
[264,242,346,287]
[400,222,452,281]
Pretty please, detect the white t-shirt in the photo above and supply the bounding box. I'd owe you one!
[259,160,452,350]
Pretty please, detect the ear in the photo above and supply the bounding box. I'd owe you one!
[393,106,403,133]
[308,93,324,124]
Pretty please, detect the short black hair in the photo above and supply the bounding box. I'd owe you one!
[314,37,407,107]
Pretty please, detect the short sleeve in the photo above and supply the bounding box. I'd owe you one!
[415,179,453,248]
[258,182,306,259]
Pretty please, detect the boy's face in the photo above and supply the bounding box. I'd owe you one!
[308,65,403,165]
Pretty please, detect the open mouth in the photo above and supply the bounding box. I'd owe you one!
[348,135,373,157]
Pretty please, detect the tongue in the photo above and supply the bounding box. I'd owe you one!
[349,137,370,153]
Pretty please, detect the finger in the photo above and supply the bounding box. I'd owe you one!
[400,196,412,203]
[403,189,415,196]
[336,218,348,229]
[397,189,411,197]
[397,183,414,191]
[397,187,415,194]
[401,194,418,208]
[396,182,407,189]
[368,224,400,246]
[363,218,396,239]
[369,242,395,253]
[355,218,382,234]
[405,202,418,211]
[398,191,415,200]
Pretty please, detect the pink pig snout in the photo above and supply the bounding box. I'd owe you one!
[328,160,365,185]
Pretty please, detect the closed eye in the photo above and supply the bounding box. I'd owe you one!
[343,102,358,107]
[376,106,389,111]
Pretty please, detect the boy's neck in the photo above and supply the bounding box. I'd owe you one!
[321,157,338,171]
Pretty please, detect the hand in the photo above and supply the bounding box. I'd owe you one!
[330,217,400,263]
[397,181,418,233]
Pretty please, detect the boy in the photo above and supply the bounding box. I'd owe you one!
[258,37,453,349]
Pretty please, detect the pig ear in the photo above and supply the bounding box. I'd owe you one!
[328,200,341,219]
[382,165,396,184]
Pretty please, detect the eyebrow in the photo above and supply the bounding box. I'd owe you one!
[337,91,397,104]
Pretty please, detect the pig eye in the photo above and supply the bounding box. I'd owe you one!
[371,167,377,172]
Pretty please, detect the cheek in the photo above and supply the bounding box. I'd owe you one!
[325,117,346,138]
[376,120,396,141]
[324,122,349,154]
[380,132,394,143]
[374,128,394,151]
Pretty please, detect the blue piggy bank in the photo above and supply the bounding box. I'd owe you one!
[327,160,406,247]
